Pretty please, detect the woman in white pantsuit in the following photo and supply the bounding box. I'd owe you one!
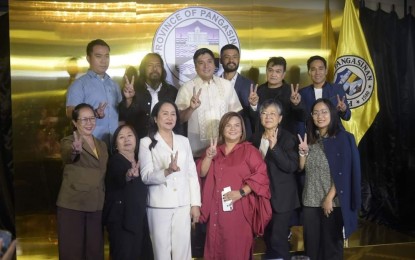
[139,100,201,260]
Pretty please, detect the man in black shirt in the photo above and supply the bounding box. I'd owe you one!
[119,53,178,140]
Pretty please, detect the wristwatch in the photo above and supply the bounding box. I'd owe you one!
[239,189,246,197]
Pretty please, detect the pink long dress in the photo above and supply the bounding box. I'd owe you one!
[198,142,271,260]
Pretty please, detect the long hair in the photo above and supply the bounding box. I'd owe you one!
[111,124,139,156]
[137,53,168,88]
[147,100,181,150]
[217,112,246,145]
[306,98,340,144]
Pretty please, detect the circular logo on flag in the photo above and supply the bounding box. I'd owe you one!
[334,55,375,109]
[152,7,240,86]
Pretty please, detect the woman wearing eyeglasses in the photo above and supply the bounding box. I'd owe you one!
[251,99,300,260]
[56,103,108,260]
[298,98,361,260]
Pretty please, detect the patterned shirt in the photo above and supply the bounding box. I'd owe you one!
[303,139,340,207]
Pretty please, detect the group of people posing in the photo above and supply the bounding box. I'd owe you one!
[56,39,361,260]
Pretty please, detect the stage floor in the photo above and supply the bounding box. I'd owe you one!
[13,213,415,259]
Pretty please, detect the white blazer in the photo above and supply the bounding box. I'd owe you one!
[139,132,201,208]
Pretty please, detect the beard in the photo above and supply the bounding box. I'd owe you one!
[223,62,239,73]
[147,73,161,88]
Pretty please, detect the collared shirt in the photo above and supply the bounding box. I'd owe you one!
[66,70,122,145]
[176,75,242,157]
[146,83,162,112]
[139,132,201,208]
[220,72,238,87]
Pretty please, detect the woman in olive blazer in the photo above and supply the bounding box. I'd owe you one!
[56,103,108,260]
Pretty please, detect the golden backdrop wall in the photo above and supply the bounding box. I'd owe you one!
[9,0,344,258]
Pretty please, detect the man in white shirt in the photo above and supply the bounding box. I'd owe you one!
[175,48,242,157]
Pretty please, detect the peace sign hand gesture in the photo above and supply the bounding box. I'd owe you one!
[267,128,278,149]
[190,87,202,110]
[336,94,347,113]
[206,138,217,159]
[166,151,181,176]
[297,134,309,156]
[290,83,301,106]
[72,131,83,154]
[248,84,259,106]
[123,75,136,99]
[95,102,107,119]
[127,159,140,178]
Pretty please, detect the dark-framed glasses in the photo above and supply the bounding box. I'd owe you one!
[77,117,96,124]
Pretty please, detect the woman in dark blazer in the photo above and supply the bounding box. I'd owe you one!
[298,98,361,260]
[56,103,108,260]
[251,99,300,260]
[103,124,151,260]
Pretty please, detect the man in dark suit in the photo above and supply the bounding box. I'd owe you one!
[220,44,255,139]
[119,53,178,140]
[298,55,351,136]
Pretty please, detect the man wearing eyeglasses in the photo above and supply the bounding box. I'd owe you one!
[299,55,351,136]
[66,39,126,146]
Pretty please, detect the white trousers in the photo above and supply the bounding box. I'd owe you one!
[147,205,192,260]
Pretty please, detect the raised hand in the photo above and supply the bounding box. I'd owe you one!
[290,83,301,106]
[127,160,140,178]
[72,131,83,154]
[168,151,181,173]
[267,128,278,149]
[336,94,346,112]
[190,87,202,110]
[297,134,309,156]
[95,102,107,119]
[206,138,217,159]
[123,75,136,99]
[248,84,259,106]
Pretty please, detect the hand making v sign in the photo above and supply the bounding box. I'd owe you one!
[290,83,301,106]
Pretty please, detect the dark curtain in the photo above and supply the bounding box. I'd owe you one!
[0,12,15,237]
[359,3,415,234]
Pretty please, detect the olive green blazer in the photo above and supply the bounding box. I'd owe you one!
[56,134,108,212]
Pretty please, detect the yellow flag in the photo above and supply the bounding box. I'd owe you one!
[321,0,337,82]
[334,0,379,144]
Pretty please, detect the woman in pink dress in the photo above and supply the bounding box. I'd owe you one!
[197,111,271,260]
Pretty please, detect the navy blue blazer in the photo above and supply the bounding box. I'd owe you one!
[234,73,254,138]
[322,130,361,238]
[299,82,351,135]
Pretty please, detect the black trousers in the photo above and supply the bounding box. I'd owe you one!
[106,216,154,260]
[303,207,344,260]
[264,210,293,260]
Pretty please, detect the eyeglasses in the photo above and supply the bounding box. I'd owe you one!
[260,111,278,117]
[77,117,96,124]
[311,109,329,117]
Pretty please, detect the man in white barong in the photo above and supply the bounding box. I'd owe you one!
[176,48,243,158]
